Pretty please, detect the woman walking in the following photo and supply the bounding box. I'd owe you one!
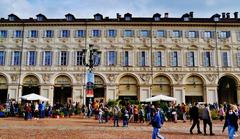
[222,105,238,139]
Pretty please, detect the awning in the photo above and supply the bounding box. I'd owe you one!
[144,94,177,102]
[21,93,49,101]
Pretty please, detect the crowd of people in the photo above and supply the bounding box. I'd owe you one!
[1,100,240,139]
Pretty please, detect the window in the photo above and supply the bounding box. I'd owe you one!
[154,16,160,21]
[107,51,117,65]
[76,51,84,66]
[15,30,22,38]
[43,51,52,66]
[156,30,165,37]
[140,30,150,37]
[186,51,196,67]
[45,30,54,38]
[124,51,129,66]
[60,51,68,66]
[0,51,5,65]
[12,51,21,66]
[236,52,240,66]
[184,17,189,21]
[61,30,70,38]
[124,30,133,37]
[37,16,44,21]
[66,16,73,21]
[0,30,7,38]
[138,51,148,66]
[108,30,117,37]
[93,52,101,66]
[188,31,197,38]
[220,31,230,39]
[172,30,181,38]
[222,52,230,67]
[125,16,131,21]
[203,51,214,67]
[92,30,101,37]
[95,15,102,21]
[237,32,240,41]
[29,30,38,38]
[204,31,213,38]
[154,51,165,66]
[27,51,37,66]
[75,30,85,38]
[170,51,179,67]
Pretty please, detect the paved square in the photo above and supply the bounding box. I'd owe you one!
[0,117,230,139]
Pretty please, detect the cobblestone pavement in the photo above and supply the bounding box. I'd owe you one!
[0,117,235,139]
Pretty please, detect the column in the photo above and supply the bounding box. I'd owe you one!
[40,85,52,105]
[72,85,83,104]
[7,85,18,101]
[173,85,184,104]
[205,85,218,104]
[237,85,240,104]
[139,85,150,102]
[106,85,117,101]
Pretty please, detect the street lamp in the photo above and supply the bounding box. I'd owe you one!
[82,44,101,105]
[82,44,101,71]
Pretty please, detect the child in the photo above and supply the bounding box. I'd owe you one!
[123,110,129,127]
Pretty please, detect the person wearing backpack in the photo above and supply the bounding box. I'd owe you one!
[151,108,164,139]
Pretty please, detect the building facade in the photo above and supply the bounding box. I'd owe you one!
[0,12,240,105]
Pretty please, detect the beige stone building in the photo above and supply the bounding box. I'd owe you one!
[0,12,240,105]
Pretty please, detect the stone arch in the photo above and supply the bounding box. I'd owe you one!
[183,73,206,85]
[152,74,172,96]
[21,73,42,85]
[184,74,205,104]
[217,74,238,104]
[51,73,74,85]
[153,73,173,85]
[116,73,141,85]
[94,72,108,84]
[0,73,9,84]
[54,75,72,86]
[216,73,240,85]
[22,74,41,96]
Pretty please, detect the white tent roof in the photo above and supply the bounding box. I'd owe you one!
[21,93,49,101]
[145,94,177,102]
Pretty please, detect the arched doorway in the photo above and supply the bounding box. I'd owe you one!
[22,75,40,96]
[218,76,237,104]
[0,75,8,104]
[53,75,72,105]
[93,75,105,102]
[152,75,171,96]
[118,75,138,101]
[185,76,204,104]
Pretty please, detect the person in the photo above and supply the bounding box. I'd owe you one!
[113,105,120,127]
[171,106,177,123]
[219,105,225,121]
[38,102,43,118]
[98,108,103,123]
[146,104,151,121]
[104,106,109,123]
[123,109,129,127]
[134,105,139,123]
[139,107,145,123]
[202,104,214,136]
[222,105,239,139]
[41,101,45,118]
[189,102,202,134]
[151,108,164,139]
[181,103,187,123]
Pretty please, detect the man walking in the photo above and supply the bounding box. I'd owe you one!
[202,104,214,136]
[189,102,202,134]
[151,108,164,139]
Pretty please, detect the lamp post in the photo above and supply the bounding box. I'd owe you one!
[82,44,100,104]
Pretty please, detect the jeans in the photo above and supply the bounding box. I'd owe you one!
[228,125,235,139]
[190,119,201,133]
[114,115,119,127]
[182,113,186,121]
[147,113,151,121]
[99,114,103,123]
[152,127,164,139]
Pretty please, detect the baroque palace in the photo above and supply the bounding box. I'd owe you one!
[0,12,240,105]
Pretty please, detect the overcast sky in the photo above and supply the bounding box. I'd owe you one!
[0,0,239,19]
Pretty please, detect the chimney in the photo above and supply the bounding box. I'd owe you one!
[189,12,194,18]
[164,13,168,18]
[226,13,230,19]
[116,13,121,21]
[234,12,238,19]
[222,12,226,19]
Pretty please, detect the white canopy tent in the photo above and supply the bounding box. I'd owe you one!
[144,94,177,102]
[21,93,49,101]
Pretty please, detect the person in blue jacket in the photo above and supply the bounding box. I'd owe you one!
[151,108,164,139]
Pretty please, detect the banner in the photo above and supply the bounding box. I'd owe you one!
[86,71,94,97]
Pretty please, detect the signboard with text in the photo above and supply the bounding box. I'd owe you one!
[86,71,94,97]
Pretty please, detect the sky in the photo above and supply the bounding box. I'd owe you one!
[0,0,239,19]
